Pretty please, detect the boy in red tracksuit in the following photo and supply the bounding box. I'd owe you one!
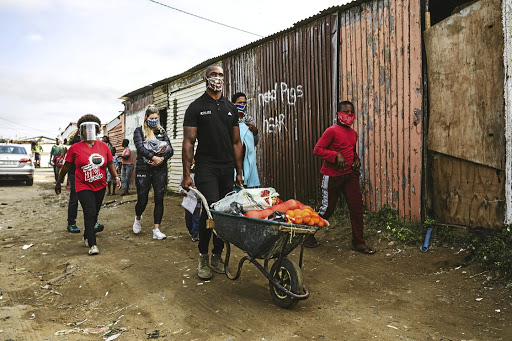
[311,101,376,254]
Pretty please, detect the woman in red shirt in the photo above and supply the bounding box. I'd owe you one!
[55,115,121,255]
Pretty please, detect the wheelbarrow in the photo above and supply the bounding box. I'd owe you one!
[189,188,318,308]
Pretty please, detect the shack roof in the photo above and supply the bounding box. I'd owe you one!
[120,1,363,99]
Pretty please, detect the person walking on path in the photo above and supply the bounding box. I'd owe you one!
[179,159,200,242]
[54,147,67,183]
[232,92,260,188]
[120,139,133,196]
[50,138,64,182]
[32,141,43,168]
[65,132,81,233]
[55,114,121,255]
[312,101,376,254]
[106,147,120,196]
[132,105,173,240]
[181,64,244,280]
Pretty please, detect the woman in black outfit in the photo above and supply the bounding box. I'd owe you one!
[132,105,173,239]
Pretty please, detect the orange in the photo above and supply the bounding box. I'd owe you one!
[293,209,303,217]
[318,221,325,227]
[286,210,295,218]
[303,216,311,224]
[295,217,303,224]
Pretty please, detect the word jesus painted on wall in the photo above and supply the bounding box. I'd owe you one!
[258,82,304,106]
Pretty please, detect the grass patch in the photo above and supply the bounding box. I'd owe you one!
[327,205,512,282]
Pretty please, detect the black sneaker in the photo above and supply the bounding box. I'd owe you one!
[94,223,104,233]
[67,224,80,233]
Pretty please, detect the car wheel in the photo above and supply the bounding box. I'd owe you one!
[26,178,33,186]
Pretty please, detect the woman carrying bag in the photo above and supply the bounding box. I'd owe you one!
[132,105,173,239]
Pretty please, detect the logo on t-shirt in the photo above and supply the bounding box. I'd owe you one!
[81,153,105,183]
[228,112,232,116]
[200,110,212,116]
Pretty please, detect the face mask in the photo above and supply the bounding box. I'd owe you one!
[207,77,224,92]
[79,122,99,141]
[337,112,355,126]
[147,118,159,128]
[236,104,246,112]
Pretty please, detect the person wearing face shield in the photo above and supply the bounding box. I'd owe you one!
[231,92,260,188]
[132,105,173,240]
[181,64,244,280]
[55,114,121,255]
[312,101,376,254]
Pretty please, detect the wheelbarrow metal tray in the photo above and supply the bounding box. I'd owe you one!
[211,210,318,259]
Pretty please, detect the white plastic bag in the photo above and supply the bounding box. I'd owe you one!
[211,187,279,212]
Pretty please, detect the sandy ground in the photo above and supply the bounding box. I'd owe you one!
[0,168,511,341]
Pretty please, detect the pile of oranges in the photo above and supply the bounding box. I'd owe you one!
[285,208,327,227]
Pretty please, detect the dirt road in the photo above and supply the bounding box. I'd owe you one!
[0,169,510,340]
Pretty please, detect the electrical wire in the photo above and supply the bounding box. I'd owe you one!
[146,0,263,38]
[0,116,51,133]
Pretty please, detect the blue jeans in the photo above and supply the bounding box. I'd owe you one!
[185,203,200,235]
[121,164,133,190]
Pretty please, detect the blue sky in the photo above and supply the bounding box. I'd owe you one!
[0,0,349,140]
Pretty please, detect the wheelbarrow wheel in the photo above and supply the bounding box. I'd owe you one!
[269,257,304,308]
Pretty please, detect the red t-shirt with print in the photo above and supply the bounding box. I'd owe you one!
[65,141,113,192]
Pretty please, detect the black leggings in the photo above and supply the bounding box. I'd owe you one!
[195,166,234,255]
[135,167,167,224]
[77,188,106,247]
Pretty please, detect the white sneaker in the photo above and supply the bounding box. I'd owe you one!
[88,245,99,255]
[133,216,142,234]
[153,228,166,240]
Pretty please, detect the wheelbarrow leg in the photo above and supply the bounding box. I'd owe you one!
[224,241,250,280]
[299,242,305,269]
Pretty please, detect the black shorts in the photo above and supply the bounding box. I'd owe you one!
[34,153,41,161]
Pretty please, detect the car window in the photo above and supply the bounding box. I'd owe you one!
[0,146,27,154]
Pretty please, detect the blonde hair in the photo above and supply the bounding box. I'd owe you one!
[142,104,163,139]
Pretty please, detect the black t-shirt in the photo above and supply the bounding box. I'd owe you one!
[183,92,239,166]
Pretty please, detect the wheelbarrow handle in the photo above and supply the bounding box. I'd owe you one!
[188,187,213,221]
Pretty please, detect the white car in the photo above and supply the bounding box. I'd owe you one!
[0,144,35,186]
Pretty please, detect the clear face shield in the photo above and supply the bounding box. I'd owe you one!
[79,122,99,141]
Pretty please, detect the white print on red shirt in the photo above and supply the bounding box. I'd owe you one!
[81,153,105,183]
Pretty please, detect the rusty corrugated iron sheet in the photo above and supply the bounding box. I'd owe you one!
[339,0,423,220]
[223,14,339,206]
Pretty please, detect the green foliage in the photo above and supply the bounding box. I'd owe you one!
[365,206,425,244]
[464,225,512,280]
[328,204,512,281]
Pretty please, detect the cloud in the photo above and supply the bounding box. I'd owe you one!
[26,34,43,41]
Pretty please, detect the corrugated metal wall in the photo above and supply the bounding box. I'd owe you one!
[223,14,339,206]
[504,0,512,225]
[339,0,423,220]
[167,78,205,191]
[153,85,168,110]
[107,115,124,154]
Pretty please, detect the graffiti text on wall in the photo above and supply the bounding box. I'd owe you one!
[258,82,303,106]
[263,114,288,134]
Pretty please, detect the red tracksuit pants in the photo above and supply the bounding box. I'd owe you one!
[318,172,365,246]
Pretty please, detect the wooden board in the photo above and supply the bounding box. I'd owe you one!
[424,0,505,170]
[431,153,505,229]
